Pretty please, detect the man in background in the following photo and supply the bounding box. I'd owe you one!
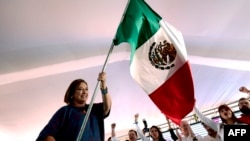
[238,86,250,124]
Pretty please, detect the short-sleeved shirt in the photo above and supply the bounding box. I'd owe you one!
[36,103,109,141]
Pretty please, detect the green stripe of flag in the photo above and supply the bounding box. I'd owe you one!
[113,0,162,60]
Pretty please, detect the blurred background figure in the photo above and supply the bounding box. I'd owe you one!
[238,86,250,124]
[200,122,222,141]
[176,120,203,141]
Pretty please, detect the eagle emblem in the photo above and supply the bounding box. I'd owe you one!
[149,40,177,70]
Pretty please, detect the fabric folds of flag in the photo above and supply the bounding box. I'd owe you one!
[113,0,195,125]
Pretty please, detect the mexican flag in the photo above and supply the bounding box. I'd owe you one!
[113,0,195,125]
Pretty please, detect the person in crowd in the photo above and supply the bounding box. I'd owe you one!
[200,122,222,141]
[107,123,119,141]
[169,128,178,141]
[165,117,178,141]
[36,72,112,141]
[134,113,171,141]
[175,120,203,141]
[174,121,222,141]
[107,122,138,141]
[238,86,250,124]
[150,125,168,141]
[218,104,242,125]
[194,104,246,141]
[127,129,138,141]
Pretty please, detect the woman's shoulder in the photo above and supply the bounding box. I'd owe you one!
[55,105,73,112]
[59,105,71,110]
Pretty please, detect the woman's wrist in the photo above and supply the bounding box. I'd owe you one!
[101,87,108,95]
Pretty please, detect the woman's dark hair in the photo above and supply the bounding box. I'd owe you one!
[150,126,166,141]
[218,104,241,124]
[64,79,87,104]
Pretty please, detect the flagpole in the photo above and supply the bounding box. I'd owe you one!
[76,43,114,141]
[166,117,172,128]
[76,1,131,141]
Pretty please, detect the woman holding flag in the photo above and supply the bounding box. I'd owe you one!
[36,72,111,141]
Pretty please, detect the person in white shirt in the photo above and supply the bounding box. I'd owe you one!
[200,122,222,141]
[176,120,203,141]
[107,123,119,141]
[108,123,138,141]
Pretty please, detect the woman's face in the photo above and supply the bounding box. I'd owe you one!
[150,127,159,139]
[72,82,88,104]
[219,108,232,120]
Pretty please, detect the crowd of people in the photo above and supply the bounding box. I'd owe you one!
[107,86,250,141]
[35,71,250,141]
